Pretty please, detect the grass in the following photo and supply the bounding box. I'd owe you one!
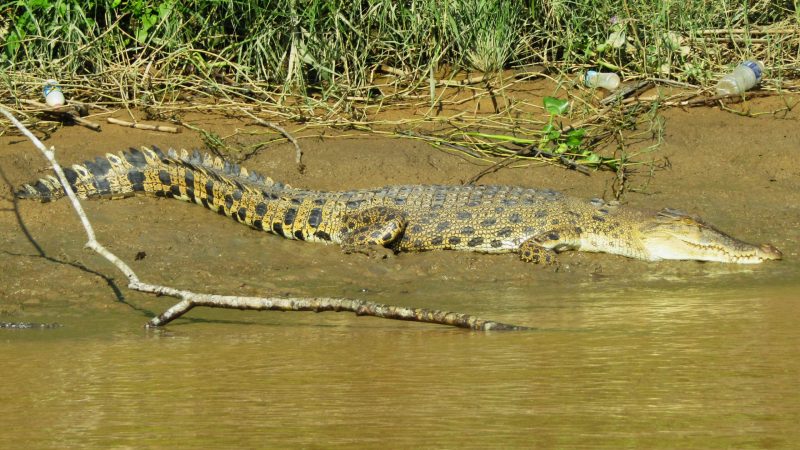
[1,0,798,183]
[3,1,795,99]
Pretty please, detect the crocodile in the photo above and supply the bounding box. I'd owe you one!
[16,146,782,264]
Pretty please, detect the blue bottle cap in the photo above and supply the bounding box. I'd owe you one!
[742,61,762,81]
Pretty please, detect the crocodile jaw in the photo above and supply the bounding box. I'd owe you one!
[638,209,782,264]
[641,237,781,263]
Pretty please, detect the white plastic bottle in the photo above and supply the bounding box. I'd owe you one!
[43,79,65,106]
[715,60,764,96]
[584,70,620,91]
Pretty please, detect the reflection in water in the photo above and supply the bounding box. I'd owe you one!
[1,275,798,448]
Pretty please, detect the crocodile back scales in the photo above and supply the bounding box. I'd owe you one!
[17,146,627,254]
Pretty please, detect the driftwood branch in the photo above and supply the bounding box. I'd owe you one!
[106,117,180,133]
[148,295,526,330]
[1,106,528,331]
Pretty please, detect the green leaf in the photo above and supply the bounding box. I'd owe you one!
[4,31,20,59]
[542,123,560,141]
[566,137,582,149]
[158,1,173,19]
[24,0,50,9]
[135,13,158,42]
[566,128,589,151]
[566,128,586,139]
[543,96,569,116]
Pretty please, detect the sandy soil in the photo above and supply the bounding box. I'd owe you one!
[1,82,798,321]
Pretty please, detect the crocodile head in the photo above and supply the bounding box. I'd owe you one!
[638,209,782,264]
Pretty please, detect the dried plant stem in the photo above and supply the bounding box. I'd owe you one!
[697,27,799,35]
[1,106,527,331]
[106,117,180,133]
[237,107,305,171]
[19,99,101,131]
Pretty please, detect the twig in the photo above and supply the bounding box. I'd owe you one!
[647,78,700,89]
[379,64,506,87]
[238,107,305,172]
[465,148,530,184]
[696,27,799,35]
[379,64,409,77]
[635,90,774,107]
[465,145,590,185]
[1,106,527,331]
[561,104,615,134]
[18,99,101,131]
[690,37,772,44]
[106,117,180,133]
[600,81,653,106]
[397,130,484,158]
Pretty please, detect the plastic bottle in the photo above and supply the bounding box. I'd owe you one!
[584,71,620,91]
[43,80,65,107]
[715,60,764,96]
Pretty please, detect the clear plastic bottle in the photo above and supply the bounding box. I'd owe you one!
[584,70,620,91]
[715,60,764,96]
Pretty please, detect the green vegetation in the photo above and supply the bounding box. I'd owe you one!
[2,0,797,98]
[1,1,797,178]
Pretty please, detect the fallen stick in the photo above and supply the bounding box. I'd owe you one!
[238,107,305,172]
[1,106,526,331]
[628,90,774,107]
[19,99,101,131]
[106,117,180,133]
[600,80,653,106]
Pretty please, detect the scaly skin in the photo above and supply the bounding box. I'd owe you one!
[16,146,782,264]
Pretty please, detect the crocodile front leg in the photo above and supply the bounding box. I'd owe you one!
[338,207,407,254]
[518,239,559,265]
[518,228,581,265]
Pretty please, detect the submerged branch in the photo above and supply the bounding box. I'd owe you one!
[147,293,529,330]
[1,106,528,331]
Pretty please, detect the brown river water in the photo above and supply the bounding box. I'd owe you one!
[1,93,799,447]
[1,263,798,448]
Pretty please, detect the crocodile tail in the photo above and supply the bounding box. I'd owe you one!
[179,148,285,190]
[16,146,168,202]
[17,145,289,204]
